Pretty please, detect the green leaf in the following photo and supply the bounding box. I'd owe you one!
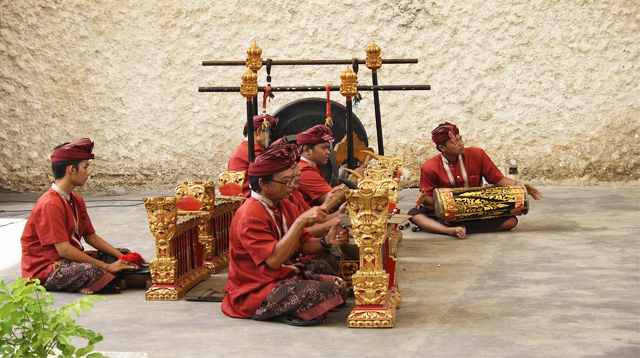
[75,344,95,356]
[55,334,74,355]
[0,279,105,357]
[0,302,20,318]
[86,352,108,358]
[0,291,12,303]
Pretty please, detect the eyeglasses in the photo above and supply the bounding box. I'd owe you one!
[270,178,295,187]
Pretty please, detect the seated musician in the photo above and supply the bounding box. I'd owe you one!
[228,114,279,198]
[221,145,349,325]
[409,122,543,239]
[296,124,368,208]
[21,138,148,294]
[295,124,337,207]
[271,138,349,276]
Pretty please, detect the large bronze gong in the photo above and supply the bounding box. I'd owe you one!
[271,98,369,186]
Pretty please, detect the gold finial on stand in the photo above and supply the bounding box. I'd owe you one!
[246,41,263,71]
[365,41,382,70]
[340,66,358,98]
[240,68,258,98]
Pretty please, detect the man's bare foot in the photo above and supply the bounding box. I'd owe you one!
[317,312,331,323]
[78,287,93,294]
[450,226,466,239]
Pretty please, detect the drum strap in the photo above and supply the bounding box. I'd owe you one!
[441,154,469,188]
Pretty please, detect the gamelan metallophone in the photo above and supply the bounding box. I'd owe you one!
[143,181,240,300]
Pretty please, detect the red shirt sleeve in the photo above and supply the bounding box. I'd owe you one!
[419,156,444,196]
[474,148,504,184]
[298,161,333,206]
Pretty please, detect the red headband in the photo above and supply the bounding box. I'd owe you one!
[431,122,459,146]
[296,124,335,145]
[248,142,301,177]
[51,138,95,163]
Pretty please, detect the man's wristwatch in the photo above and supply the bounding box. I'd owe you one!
[319,236,332,248]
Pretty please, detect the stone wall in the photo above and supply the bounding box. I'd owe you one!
[1,0,638,192]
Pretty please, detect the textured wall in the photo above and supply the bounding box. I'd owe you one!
[1,0,638,193]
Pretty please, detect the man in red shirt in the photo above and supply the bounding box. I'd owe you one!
[222,143,348,325]
[21,139,146,294]
[409,122,543,239]
[295,125,337,207]
[227,114,279,197]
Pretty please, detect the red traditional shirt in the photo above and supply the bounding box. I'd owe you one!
[419,147,504,196]
[228,140,265,198]
[21,188,96,281]
[287,189,311,216]
[297,159,333,206]
[222,196,313,318]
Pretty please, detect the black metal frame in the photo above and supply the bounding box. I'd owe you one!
[200,57,431,166]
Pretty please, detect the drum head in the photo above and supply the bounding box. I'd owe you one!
[432,188,444,220]
[272,98,369,186]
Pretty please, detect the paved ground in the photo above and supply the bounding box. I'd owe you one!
[1,186,639,358]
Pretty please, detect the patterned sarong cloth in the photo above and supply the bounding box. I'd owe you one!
[42,249,129,293]
[252,271,348,322]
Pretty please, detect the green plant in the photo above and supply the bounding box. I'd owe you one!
[0,278,107,358]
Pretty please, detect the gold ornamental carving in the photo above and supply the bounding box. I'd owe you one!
[340,66,358,98]
[205,254,230,274]
[246,41,263,71]
[346,189,389,250]
[358,169,399,205]
[143,197,178,256]
[377,156,405,179]
[218,171,246,195]
[345,187,400,328]
[347,288,398,328]
[338,259,360,290]
[175,181,216,212]
[352,271,388,306]
[365,41,382,70]
[145,286,179,301]
[361,151,404,180]
[149,258,177,284]
[363,168,394,181]
[241,68,258,98]
[389,228,401,261]
[145,264,211,301]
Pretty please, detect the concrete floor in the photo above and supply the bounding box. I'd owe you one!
[0,186,639,358]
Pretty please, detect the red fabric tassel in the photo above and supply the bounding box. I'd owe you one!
[119,252,144,265]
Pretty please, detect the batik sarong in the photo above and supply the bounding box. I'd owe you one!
[42,249,129,293]
[252,271,348,321]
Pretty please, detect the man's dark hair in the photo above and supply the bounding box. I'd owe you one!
[435,141,448,153]
[51,144,82,179]
[248,174,275,194]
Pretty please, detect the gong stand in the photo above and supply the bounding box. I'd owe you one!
[199,41,430,165]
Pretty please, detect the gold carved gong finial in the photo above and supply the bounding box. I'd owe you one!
[246,41,263,71]
[365,41,382,70]
[240,68,258,98]
[340,66,358,97]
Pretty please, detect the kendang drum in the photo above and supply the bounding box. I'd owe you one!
[433,185,529,223]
